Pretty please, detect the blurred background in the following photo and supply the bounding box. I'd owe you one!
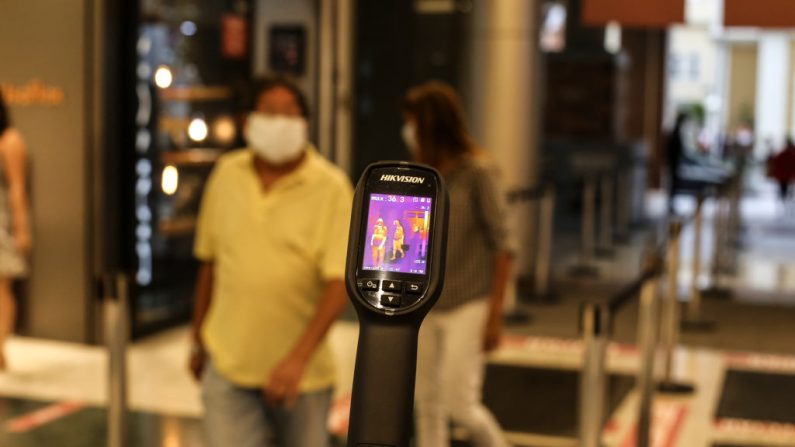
[0,0,794,446]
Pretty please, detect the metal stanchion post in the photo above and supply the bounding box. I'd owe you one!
[579,303,608,447]
[719,192,729,265]
[503,268,532,325]
[570,176,599,277]
[657,221,695,394]
[724,173,742,273]
[682,194,716,331]
[533,183,556,300]
[635,256,661,447]
[597,174,615,258]
[702,188,733,299]
[658,222,679,382]
[688,196,704,320]
[719,185,738,289]
[712,195,726,286]
[503,188,533,324]
[583,176,596,264]
[105,273,129,447]
[615,168,631,243]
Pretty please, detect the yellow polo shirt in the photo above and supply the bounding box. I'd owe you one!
[194,147,353,391]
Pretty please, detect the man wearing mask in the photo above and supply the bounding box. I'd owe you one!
[188,76,353,447]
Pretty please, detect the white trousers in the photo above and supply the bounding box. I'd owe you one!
[415,299,510,447]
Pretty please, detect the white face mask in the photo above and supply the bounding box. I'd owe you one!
[245,113,308,164]
[401,122,418,157]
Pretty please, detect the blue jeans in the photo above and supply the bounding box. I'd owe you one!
[201,361,332,447]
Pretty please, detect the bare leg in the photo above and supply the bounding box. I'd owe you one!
[0,279,15,370]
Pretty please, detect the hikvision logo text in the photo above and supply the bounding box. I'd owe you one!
[379,174,425,184]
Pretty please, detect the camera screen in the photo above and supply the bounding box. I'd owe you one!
[362,193,432,275]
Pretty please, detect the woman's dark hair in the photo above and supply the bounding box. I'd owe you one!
[401,81,474,165]
[0,90,10,135]
[248,75,310,118]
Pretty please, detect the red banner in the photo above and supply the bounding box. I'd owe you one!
[221,14,248,60]
[582,0,685,27]
[725,0,795,28]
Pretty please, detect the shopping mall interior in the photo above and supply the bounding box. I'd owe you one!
[1,0,795,446]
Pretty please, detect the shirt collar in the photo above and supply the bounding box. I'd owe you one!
[248,143,319,191]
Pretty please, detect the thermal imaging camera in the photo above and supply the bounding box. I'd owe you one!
[345,161,449,447]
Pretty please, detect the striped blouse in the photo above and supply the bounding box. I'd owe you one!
[434,153,515,311]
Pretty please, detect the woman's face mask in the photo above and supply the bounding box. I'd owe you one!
[244,113,308,164]
[401,122,419,158]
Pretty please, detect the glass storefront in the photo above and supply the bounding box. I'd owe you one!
[130,0,253,337]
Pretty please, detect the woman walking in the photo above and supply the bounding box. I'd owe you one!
[402,81,513,447]
[0,91,31,370]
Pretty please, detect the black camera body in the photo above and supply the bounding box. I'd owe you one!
[345,161,449,447]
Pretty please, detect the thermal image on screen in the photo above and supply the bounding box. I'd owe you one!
[362,193,432,275]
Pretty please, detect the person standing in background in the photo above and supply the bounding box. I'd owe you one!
[188,76,353,447]
[371,218,388,268]
[390,219,405,261]
[0,91,31,371]
[666,112,688,214]
[402,81,514,447]
[768,137,795,211]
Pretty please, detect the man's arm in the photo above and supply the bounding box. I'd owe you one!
[483,252,513,352]
[262,279,347,406]
[188,262,214,380]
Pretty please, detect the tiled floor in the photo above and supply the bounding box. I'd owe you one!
[0,396,203,447]
[0,184,792,447]
[1,326,794,446]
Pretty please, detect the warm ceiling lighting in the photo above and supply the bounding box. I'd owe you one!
[154,65,173,89]
[188,117,208,142]
[604,21,622,54]
[161,165,179,195]
[213,116,237,145]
